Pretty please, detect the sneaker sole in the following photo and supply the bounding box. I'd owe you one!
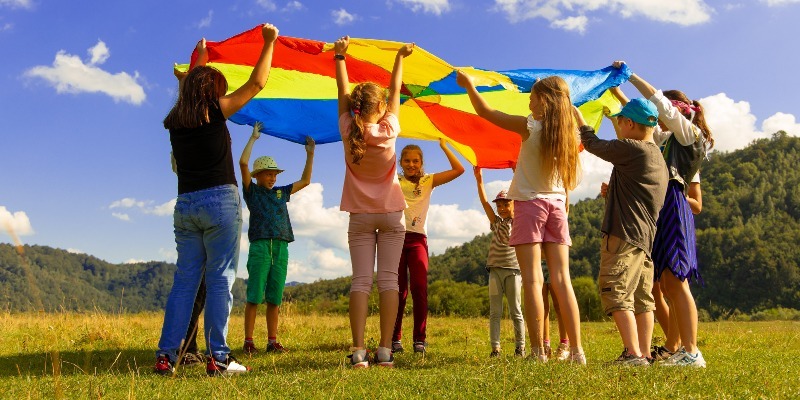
[351,361,369,369]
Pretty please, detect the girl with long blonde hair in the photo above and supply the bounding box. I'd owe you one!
[456,72,586,364]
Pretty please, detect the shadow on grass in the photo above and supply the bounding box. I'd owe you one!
[0,349,157,377]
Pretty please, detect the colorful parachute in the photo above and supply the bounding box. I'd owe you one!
[182,25,630,169]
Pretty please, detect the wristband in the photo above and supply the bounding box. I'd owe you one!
[334,54,345,61]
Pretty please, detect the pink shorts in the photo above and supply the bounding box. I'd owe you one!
[509,198,571,247]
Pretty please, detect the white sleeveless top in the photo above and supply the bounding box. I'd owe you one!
[506,116,567,201]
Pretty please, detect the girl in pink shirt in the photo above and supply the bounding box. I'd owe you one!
[334,35,414,368]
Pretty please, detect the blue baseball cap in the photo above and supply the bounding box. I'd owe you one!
[611,98,659,127]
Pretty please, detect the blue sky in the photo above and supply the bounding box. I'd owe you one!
[2,0,799,283]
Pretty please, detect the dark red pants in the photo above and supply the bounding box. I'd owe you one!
[392,232,429,342]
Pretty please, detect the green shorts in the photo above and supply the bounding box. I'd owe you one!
[245,239,289,305]
[598,234,655,316]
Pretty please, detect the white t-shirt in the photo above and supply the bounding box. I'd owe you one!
[507,116,567,201]
[399,174,434,235]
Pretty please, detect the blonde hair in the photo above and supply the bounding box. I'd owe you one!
[533,76,581,191]
[347,82,387,164]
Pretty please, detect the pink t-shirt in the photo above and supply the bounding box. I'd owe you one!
[339,112,407,213]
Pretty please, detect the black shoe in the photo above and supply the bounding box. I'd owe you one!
[413,341,427,354]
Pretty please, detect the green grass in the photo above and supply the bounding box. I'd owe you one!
[1,310,798,399]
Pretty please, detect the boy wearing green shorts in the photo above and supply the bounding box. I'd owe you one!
[239,122,315,354]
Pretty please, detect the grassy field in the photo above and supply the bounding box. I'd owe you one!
[1,309,798,399]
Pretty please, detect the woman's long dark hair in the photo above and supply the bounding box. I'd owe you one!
[164,66,228,130]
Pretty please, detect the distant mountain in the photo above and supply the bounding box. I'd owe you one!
[0,245,247,313]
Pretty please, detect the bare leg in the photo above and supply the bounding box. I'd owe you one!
[635,311,654,357]
[349,292,369,348]
[611,310,642,357]
[379,290,400,349]
[662,270,699,354]
[266,303,279,339]
[543,243,582,353]
[515,243,545,352]
[244,302,258,339]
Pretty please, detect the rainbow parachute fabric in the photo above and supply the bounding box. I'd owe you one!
[184,25,631,169]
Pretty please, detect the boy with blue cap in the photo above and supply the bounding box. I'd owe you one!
[572,96,668,365]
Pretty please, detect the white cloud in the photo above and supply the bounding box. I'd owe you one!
[285,244,352,282]
[332,8,356,25]
[67,248,84,254]
[283,1,304,11]
[159,247,177,263]
[108,197,175,217]
[287,183,349,250]
[0,0,32,9]
[426,204,490,254]
[697,93,800,153]
[24,40,146,105]
[0,206,34,236]
[124,258,146,264]
[112,212,131,222]
[87,40,109,65]
[762,0,800,5]
[396,0,451,15]
[572,150,613,202]
[1,22,12,31]
[257,0,277,11]
[196,10,213,28]
[493,0,712,31]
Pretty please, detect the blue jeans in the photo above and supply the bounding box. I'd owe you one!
[157,184,242,362]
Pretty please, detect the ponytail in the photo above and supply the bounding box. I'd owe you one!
[692,100,715,150]
[347,82,387,164]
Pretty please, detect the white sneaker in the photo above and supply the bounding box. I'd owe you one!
[206,355,251,376]
[661,347,706,368]
[348,349,369,369]
[555,343,571,361]
[570,352,587,365]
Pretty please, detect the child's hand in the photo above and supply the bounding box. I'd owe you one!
[571,105,586,125]
[305,136,315,154]
[251,121,263,140]
[334,36,350,55]
[262,23,279,43]
[600,182,608,198]
[473,166,482,180]
[612,60,625,69]
[195,38,208,64]
[438,137,447,148]
[173,63,188,81]
[397,43,415,58]
[455,70,473,88]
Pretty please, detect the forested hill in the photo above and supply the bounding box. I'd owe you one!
[286,132,800,319]
[2,133,798,317]
[0,245,246,312]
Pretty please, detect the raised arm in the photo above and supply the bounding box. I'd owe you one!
[432,139,465,187]
[473,167,496,224]
[387,43,414,115]
[220,23,279,118]
[455,70,528,139]
[291,136,316,194]
[239,121,262,191]
[334,36,351,116]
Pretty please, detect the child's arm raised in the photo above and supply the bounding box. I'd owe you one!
[334,36,351,117]
[613,61,697,146]
[455,70,528,139]
[432,139,465,188]
[220,23,279,118]
[239,121,262,192]
[387,43,415,116]
[291,136,316,194]
[473,167,496,224]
